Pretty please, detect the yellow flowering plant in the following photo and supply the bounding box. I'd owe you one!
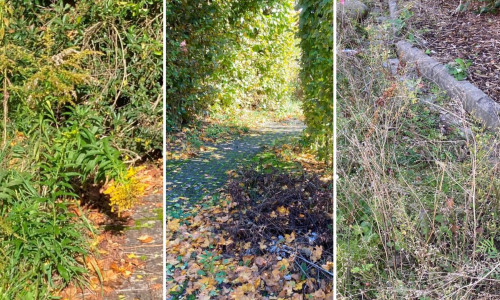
[103,166,147,216]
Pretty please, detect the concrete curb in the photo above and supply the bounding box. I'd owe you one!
[389,1,500,131]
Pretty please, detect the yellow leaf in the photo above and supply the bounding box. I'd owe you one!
[311,246,323,262]
[259,241,267,250]
[277,259,290,272]
[285,232,295,243]
[322,261,333,271]
[168,219,181,232]
[198,276,216,287]
[294,280,306,291]
[277,206,289,215]
[168,284,180,292]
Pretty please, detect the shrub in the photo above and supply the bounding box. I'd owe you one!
[297,0,333,163]
[0,0,159,296]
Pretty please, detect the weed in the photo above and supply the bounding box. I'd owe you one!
[446,58,472,81]
[338,9,500,298]
[392,7,414,35]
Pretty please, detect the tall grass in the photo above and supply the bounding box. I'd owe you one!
[337,4,500,298]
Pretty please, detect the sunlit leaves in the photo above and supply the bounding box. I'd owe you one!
[298,0,333,163]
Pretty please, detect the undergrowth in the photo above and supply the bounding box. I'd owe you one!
[0,1,157,297]
[337,4,500,299]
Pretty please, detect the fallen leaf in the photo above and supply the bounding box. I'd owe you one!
[168,219,181,232]
[138,235,154,243]
[285,232,295,243]
[311,245,323,262]
[255,256,267,266]
[277,206,289,215]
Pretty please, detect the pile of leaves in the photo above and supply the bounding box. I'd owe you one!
[226,169,333,253]
[166,165,333,299]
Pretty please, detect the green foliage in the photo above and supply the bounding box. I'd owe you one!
[165,0,299,132]
[297,0,333,163]
[446,58,472,81]
[392,7,413,35]
[7,0,162,156]
[0,0,160,297]
[458,0,500,13]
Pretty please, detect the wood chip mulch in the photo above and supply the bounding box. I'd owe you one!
[409,0,500,103]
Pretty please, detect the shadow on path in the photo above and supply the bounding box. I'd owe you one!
[165,119,305,208]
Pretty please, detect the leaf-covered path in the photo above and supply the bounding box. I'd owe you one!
[165,119,334,299]
[165,119,305,208]
[111,194,164,300]
[61,167,164,300]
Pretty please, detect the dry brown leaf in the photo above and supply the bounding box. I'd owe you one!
[255,256,267,266]
[311,245,323,262]
[168,218,181,232]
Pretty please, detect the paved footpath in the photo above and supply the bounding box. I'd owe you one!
[110,194,163,300]
[165,119,305,211]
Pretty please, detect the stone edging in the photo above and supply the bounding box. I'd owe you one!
[388,0,500,131]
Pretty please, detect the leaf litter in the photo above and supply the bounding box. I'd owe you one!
[166,156,333,299]
[58,162,163,299]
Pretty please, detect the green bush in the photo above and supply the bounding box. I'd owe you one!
[0,0,159,297]
[6,0,163,156]
[297,0,333,163]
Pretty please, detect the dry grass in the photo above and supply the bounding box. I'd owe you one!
[337,2,500,298]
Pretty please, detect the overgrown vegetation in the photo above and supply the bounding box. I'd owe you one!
[0,0,161,297]
[165,0,300,132]
[457,0,500,13]
[298,0,333,163]
[338,3,499,299]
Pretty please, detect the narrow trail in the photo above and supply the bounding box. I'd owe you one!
[165,119,305,209]
[111,194,164,300]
